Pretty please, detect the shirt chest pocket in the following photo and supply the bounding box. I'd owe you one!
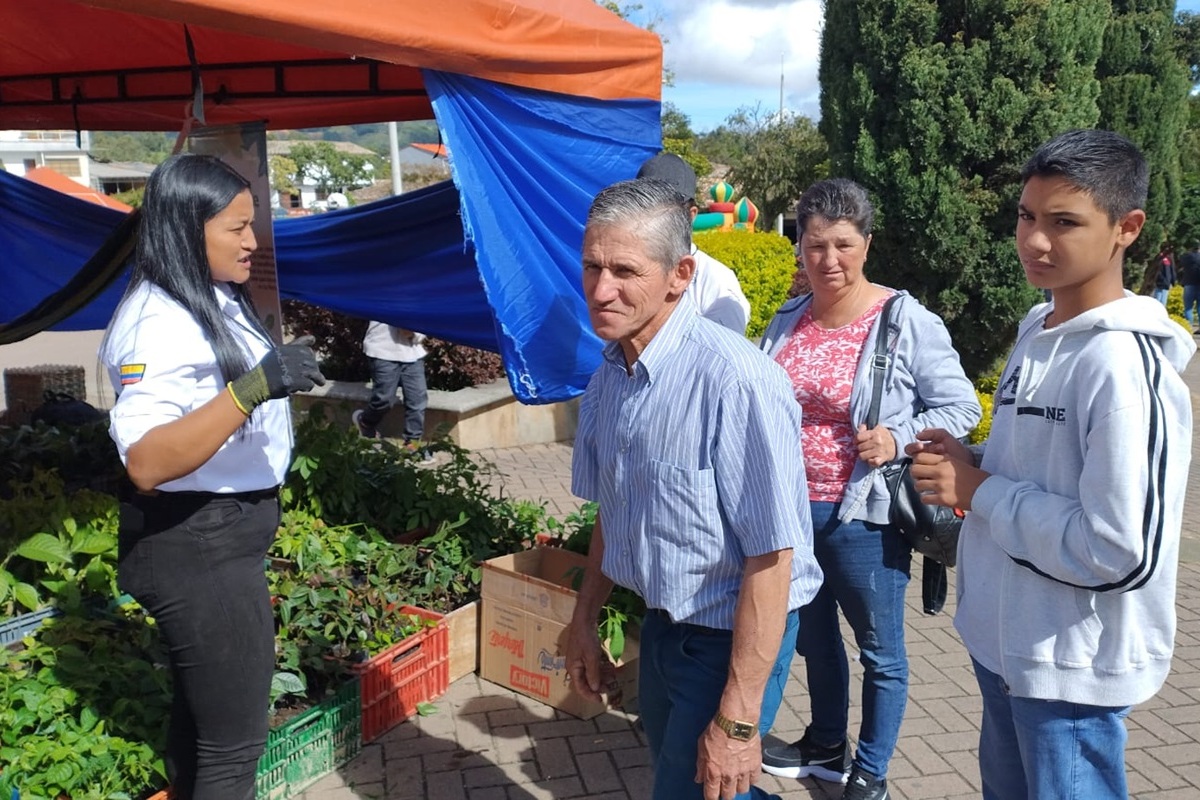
[646,460,720,556]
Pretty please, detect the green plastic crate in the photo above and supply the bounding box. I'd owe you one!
[255,679,362,800]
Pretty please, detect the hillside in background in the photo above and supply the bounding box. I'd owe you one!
[90,121,440,164]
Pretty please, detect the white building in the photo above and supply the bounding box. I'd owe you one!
[90,160,155,195]
[267,139,377,213]
[0,129,92,185]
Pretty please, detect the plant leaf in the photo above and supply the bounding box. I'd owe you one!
[271,671,306,695]
[80,706,99,730]
[607,624,625,663]
[415,702,439,716]
[73,530,117,555]
[14,533,72,564]
[14,581,40,611]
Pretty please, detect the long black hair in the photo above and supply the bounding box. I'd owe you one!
[121,153,256,383]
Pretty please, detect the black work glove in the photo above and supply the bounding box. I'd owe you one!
[228,334,326,414]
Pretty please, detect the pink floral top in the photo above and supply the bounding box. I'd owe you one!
[773,295,892,501]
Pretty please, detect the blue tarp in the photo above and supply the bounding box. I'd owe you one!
[0,73,659,403]
[0,166,133,332]
[425,70,659,401]
[270,179,498,351]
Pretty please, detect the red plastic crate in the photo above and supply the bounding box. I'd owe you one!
[353,605,449,743]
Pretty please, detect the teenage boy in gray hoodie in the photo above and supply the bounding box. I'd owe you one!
[905,129,1195,800]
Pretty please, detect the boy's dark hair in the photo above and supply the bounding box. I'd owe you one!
[1020,129,1148,223]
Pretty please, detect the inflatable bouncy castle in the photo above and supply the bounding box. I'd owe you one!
[694,181,759,232]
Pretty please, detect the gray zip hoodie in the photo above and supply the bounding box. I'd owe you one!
[956,293,1196,707]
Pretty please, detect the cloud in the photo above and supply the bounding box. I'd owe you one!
[658,0,823,94]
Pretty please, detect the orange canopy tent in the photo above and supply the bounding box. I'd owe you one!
[0,0,662,131]
[0,0,664,402]
[22,167,133,211]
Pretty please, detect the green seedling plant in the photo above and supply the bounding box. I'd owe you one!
[563,555,643,664]
[0,613,170,800]
[0,417,123,497]
[269,509,433,707]
[284,409,546,577]
[0,471,119,615]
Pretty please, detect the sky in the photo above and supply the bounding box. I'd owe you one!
[648,0,824,133]
[656,0,1200,134]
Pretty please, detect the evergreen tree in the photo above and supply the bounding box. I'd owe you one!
[661,102,711,181]
[819,0,1109,377]
[1095,0,1189,273]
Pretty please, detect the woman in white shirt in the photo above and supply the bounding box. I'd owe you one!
[100,153,323,800]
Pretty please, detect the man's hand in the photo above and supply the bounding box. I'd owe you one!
[562,618,615,703]
[905,428,988,511]
[855,423,897,468]
[696,723,761,800]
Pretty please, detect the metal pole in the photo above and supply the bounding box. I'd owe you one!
[779,53,784,119]
[388,121,403,195]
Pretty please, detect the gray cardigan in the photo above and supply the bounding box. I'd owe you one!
[760,288,982,524]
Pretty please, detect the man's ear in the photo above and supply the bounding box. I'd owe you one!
[1117,209,1146,248]
[670,254,696,295]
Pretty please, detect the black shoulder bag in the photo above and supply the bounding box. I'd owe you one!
[866,296,963,572]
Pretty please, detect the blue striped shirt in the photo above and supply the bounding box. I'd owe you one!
[572,296,822,629]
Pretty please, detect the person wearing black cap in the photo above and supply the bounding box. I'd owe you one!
[637,153,751,334]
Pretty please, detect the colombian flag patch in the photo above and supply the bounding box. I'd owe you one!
[119,364,145,385]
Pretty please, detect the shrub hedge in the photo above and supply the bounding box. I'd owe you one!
[281,300,504,390]
[694,229,795,339]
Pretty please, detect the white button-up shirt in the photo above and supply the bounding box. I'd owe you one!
[689,245,751,335]
[101,281,293,493]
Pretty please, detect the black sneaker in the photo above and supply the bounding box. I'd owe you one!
[351,409,378,439]
[841,766,888,800]
[761,728,851,783]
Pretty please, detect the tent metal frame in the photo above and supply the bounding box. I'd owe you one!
[0,59,426,109]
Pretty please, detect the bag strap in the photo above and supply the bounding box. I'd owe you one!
[865,294,900,429]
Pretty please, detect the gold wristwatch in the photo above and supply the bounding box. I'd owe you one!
[713,711,755,741]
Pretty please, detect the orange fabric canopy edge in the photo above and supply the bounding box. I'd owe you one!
[411,143,449,158]
[23,167,133,211]
[0,0,662,131]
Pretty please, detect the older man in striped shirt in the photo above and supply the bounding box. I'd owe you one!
[563,178,822,800]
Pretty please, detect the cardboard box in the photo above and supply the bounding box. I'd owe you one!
[479,548,638,719]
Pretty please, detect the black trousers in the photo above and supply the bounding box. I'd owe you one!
[118,489,279,800]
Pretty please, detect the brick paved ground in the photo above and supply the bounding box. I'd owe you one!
[302,359,1200,800]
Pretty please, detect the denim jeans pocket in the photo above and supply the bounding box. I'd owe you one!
[185,497,247,541]
[117,501,155,605]
[678,625,733,682]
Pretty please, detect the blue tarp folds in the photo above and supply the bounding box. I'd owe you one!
[0,167,132,332]
[0,74,660,403]
[425,71,659,401]
[270,179,499,351]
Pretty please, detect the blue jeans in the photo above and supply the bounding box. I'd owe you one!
[119,490,280,800]
[640,607,799,800]
[1183,284,1200,326]
[793,501,910,779]
[972,659,1130,800]
[1153,287,1170,305]
[361,356,428,442]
